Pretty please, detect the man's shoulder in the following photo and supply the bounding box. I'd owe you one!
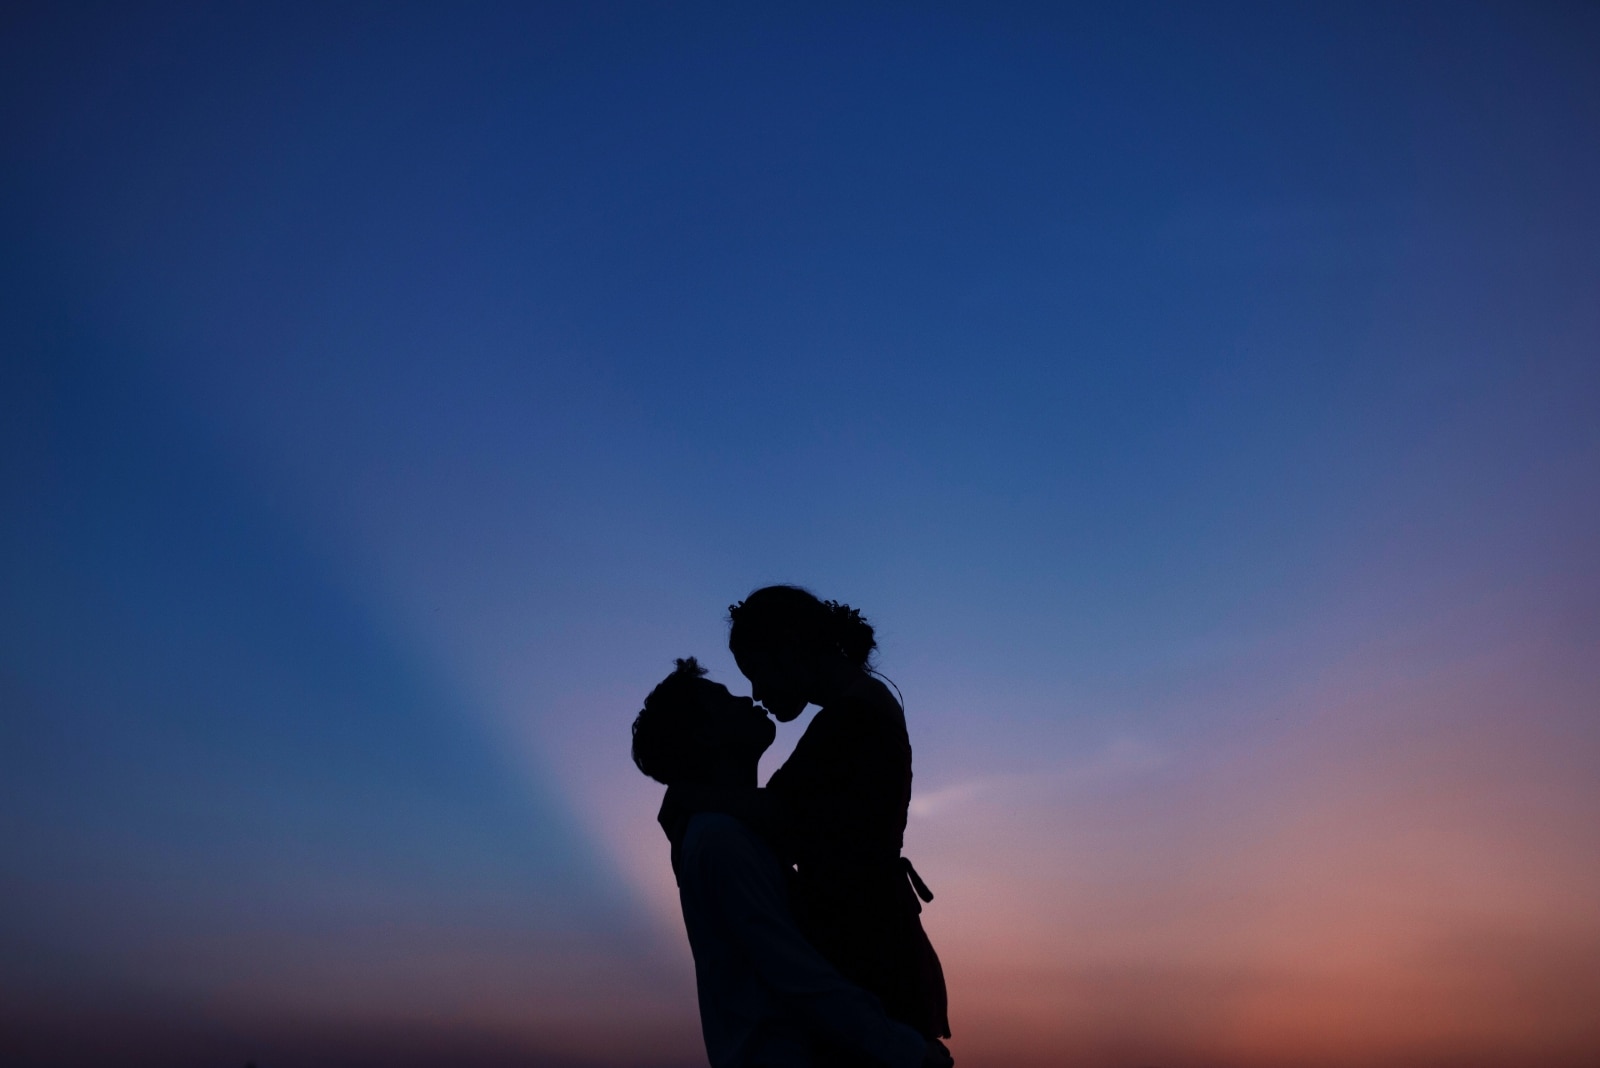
[682,810,757,855]
[680,811,783,885]
[684,809,740,836]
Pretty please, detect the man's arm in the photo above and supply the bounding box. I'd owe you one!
[691,817,944,1068]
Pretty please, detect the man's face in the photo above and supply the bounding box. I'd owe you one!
[695,680,776,763]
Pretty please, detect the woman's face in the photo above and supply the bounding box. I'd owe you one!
[734,647,810,722]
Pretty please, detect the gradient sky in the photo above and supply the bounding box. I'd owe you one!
[3,3,1598,1066]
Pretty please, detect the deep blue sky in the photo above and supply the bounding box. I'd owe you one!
[3,3,1598,1065]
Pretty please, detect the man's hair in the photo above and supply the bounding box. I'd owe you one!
[631,657,711,785]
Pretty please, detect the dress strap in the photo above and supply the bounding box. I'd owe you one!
[902,857,935,903]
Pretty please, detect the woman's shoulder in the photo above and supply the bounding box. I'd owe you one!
[786,676,904,756]
[828,675,907,745]
[842,673,904,717]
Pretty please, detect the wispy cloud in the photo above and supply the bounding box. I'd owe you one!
[910,737,1168,819]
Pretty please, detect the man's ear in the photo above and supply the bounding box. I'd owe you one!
[689,706,722,754]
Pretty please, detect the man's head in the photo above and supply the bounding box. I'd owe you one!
[631,657,776,786]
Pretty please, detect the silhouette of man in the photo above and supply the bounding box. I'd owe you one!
[632,658,953,1068]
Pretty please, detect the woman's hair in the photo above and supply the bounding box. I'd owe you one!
[631,657,711,785]
[727,585,877,669]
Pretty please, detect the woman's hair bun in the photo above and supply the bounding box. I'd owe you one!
[821,599,876,668]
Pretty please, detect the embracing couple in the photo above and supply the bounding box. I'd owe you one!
[631,585,953,1068]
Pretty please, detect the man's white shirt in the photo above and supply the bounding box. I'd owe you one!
[675,811,927,1068]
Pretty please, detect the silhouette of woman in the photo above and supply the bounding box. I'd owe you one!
[729,585,950,1044]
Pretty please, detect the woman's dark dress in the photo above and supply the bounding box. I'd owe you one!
[765,675,950,1041]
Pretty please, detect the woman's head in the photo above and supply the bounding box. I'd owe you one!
[727,585,876,721]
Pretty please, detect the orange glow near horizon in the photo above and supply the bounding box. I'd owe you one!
[898,638,1600,1066]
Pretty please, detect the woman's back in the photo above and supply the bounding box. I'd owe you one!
[766,675,948,1041]
[766,674,911,867]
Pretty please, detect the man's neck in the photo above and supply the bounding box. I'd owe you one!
[703,760,758,791]
[659,768,759,852]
